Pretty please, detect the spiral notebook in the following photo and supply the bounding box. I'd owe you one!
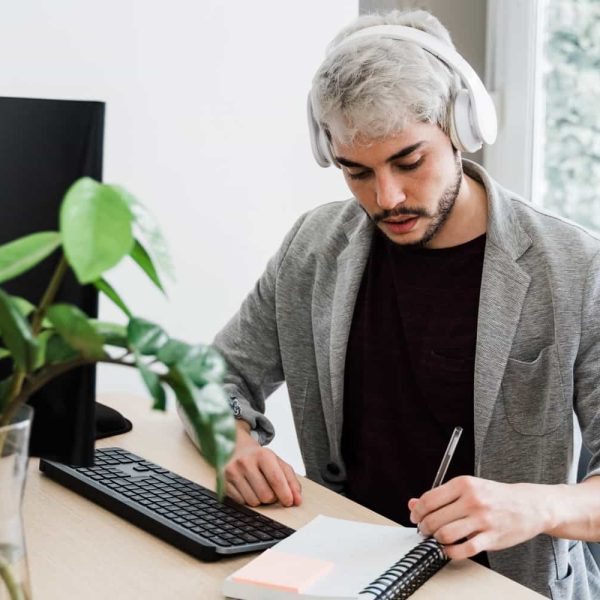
[222,515,448,600]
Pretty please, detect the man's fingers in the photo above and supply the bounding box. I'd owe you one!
[278,458,303,506]
[226,474,262,507]
[418,499,469,537]
[257,453,295,507]
[410,476,468,524]
[432,516,478,547]
[240,462,278,505]
[443,530,491,560]
[225,481,247,505]
[225,448,299,507]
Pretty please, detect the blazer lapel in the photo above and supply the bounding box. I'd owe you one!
[474,248,530,473]
[466,160,533,473]
[325,211,373,457]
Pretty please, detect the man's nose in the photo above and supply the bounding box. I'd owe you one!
[375,174,406,210]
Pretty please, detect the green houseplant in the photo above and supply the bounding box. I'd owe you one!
[0,178,236,600]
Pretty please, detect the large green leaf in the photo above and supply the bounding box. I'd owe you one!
[89,321,128,348]
[60,178,134,284]
[46,304,105,360]
[9,296,52,328]
[156,341,226,386]
[165,368,235,498]
[9,296,35,317]
[0,231,61,284]
[134,352,167,410]
[127,318,168,356]
[34,330,76,370]
[0,289,38,371]
[156,339,192,366]
[108,185,175,283]
[185,346,227,386]
[177,345,226,387]
[33,331,50,370]
[130,240,165,294]
[94,278,132,318]
[37,330,79,366]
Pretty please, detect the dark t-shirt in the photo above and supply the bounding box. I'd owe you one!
[342,227,487,561]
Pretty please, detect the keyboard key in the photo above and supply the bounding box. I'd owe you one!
[230,537,246,546]
[209,536,232,547]
[272,530,289,539]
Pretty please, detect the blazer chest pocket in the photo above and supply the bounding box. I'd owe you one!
[501,344,566,436]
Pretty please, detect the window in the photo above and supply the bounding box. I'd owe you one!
[485,0,600,232]
[542,0,600,231]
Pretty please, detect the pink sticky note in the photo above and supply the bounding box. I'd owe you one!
[232,549,334,593]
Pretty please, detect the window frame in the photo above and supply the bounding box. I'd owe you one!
[484,0,546,204]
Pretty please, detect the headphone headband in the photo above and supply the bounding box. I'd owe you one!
[308,23,497,166]
[331,25,497,144]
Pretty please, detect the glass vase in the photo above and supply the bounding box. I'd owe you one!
[0,405,33,600]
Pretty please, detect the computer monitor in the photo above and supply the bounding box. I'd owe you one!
[0,96,105,466]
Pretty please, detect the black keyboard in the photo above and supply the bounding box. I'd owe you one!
[39,447,295,562]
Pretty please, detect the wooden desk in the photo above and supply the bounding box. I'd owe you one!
[23,394,544,599]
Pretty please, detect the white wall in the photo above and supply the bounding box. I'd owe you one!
[359,0,487,77]
[0,1,358,473]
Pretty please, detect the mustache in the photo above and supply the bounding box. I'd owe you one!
[372,206,431,224]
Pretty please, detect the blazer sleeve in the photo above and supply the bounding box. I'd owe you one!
[196,212,310,446]
[574,248,600,480]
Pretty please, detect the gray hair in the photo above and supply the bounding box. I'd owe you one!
[311,9,460,146]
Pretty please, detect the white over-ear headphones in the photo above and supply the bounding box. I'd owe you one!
[307,24,498,167]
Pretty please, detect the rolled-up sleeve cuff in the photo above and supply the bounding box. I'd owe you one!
[227,390,275,446]
[177,385,276,448]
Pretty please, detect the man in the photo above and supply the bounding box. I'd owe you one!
[187,9,600,599]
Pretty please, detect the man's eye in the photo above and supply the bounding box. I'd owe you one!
[347,170,371,180]
[396,158,424,171]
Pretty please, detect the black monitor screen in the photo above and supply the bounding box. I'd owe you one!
[0,96,105,466]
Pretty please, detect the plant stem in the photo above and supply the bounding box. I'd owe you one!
[0,255,69,426]
[0,371,27,429]
[0,355,136,429]
[16,355,135,406]
[0,552,27,600]
[31,255,69,336]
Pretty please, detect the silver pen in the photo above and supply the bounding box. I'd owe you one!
[417,426,463,535]
[431,426,463,489]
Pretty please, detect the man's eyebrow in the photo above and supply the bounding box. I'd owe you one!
[335,141,425,169]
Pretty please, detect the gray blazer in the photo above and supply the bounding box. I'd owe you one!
[208,160,600,599]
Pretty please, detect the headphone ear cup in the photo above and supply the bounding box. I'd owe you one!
[307,93,333,167]
[450,89,482,154]
[318,127,337,167]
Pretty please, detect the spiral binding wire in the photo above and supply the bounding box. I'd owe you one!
[358,537,448,600]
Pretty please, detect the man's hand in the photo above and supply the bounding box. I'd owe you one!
[224,420,302,508]
[407,476,557,560]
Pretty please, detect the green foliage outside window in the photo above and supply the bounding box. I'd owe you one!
[543,0,600,231]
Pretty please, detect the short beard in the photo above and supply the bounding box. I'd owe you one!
[372,153,463,248]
